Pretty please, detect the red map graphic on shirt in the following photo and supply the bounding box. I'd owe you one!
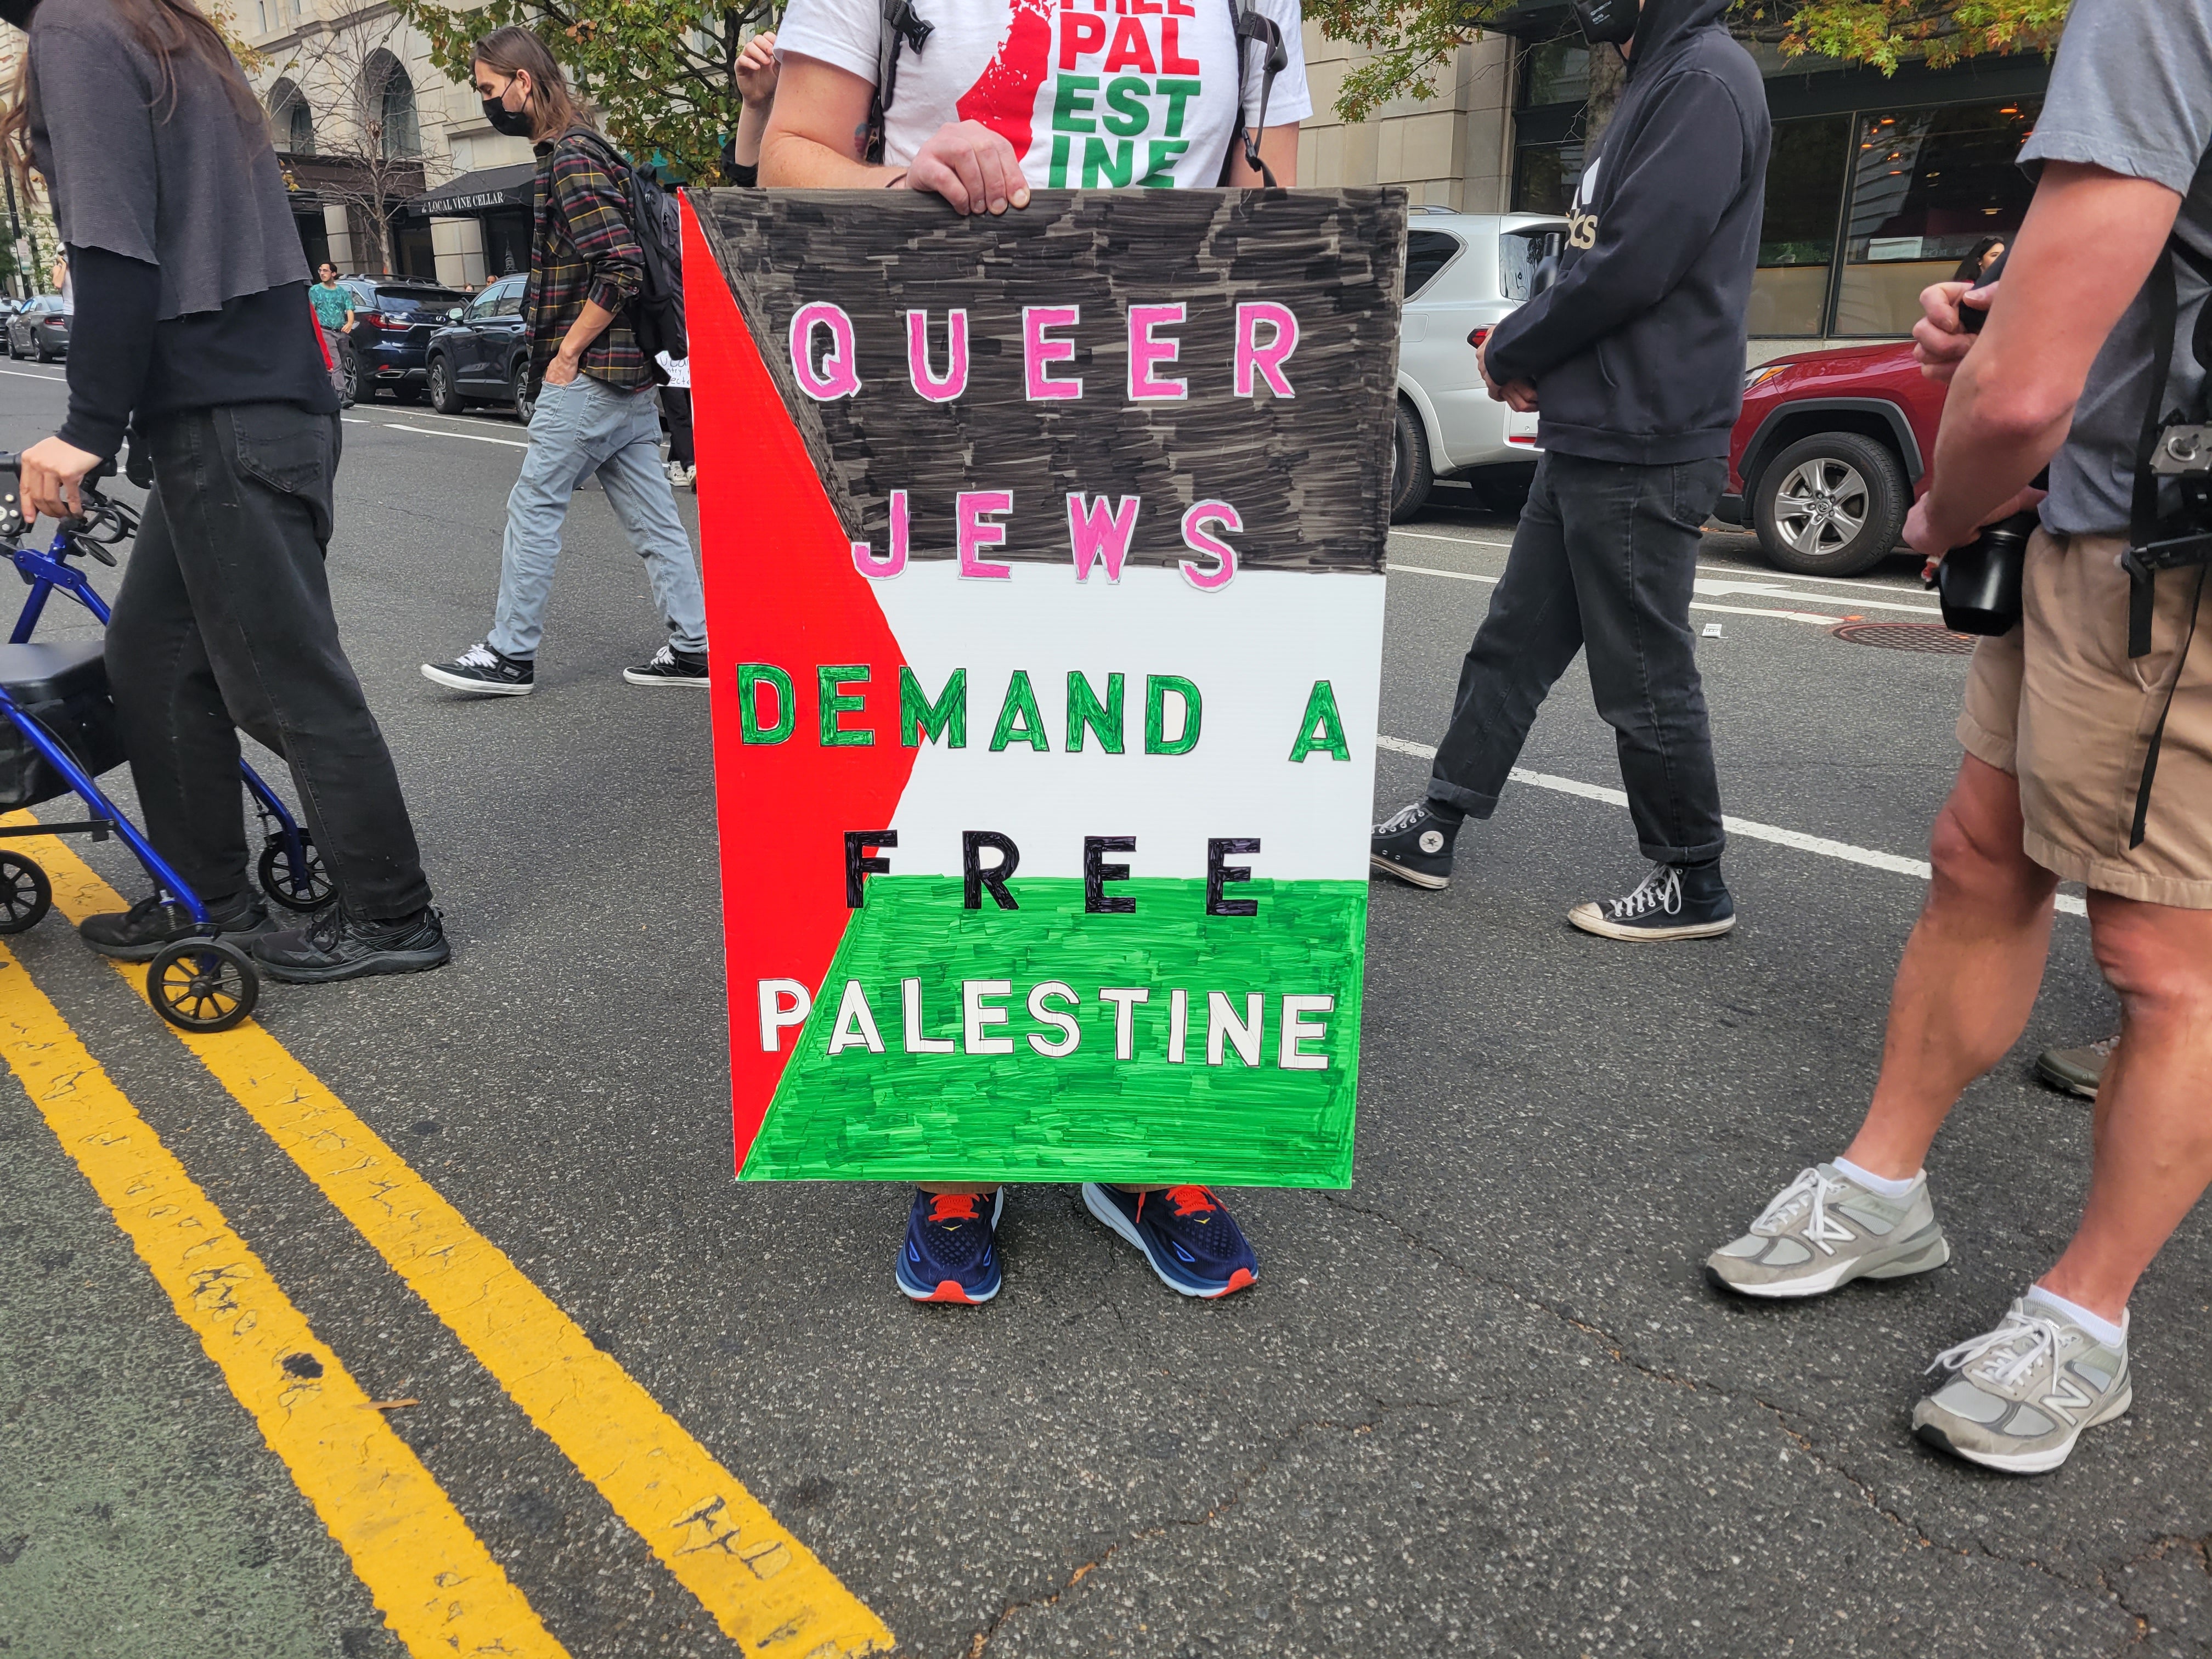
[954,0,1056,158]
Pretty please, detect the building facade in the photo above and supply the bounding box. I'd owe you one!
[1300,14,2051,351]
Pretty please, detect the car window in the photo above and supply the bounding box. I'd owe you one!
[490,279,526,318]
[374,288,467,317]
[1404,230,1464,301]
[1499,225,1566,303]
[464,289,502,321]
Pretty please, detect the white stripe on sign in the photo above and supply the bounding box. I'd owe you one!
[1373,732,2089,917]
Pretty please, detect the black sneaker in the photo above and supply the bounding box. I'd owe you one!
[623,644,709,687]
[252,905,452,984]
[1568,861,1736,941]
[421,642,534,696]
[78,891,273,962]
[1369,801,1460,890]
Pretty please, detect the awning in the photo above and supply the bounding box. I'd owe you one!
[404,161,538,219]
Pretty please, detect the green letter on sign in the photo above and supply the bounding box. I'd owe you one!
[1288,679,1350,763]
[1065,671,1125,753]
[738,663,795,744]
[1144,675,1202,755]
[818,664,872,747]
[990,670,1051,752]
[899,667,967,748]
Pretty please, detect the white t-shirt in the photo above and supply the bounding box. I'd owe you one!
[777,0,1311,190]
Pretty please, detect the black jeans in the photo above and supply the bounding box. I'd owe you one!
[661,386,693,469]
[1426,449,1729,865]
[107,403,432,919]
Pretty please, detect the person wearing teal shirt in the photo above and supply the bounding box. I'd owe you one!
[308,262,355,405]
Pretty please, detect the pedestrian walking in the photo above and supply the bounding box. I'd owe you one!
[763,0,1310,1305]
[1368,0,1769,942]
[421,26,709,696]
[309,258,356,405]
[1708,0,2212,1475]
[8,0,448,982]
[658,348,693,488]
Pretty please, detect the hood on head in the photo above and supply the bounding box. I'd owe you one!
[1628,0,1732,65]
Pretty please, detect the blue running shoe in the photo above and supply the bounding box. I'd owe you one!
[896,1188,1005,1304]
[1082,1183,1257,1299]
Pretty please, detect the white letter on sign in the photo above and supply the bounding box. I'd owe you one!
[758,978,812,1051]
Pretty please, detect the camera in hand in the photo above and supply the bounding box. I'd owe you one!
[1934,509,2035,635]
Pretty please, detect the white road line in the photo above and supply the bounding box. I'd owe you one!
[1392,528,1514,550]
[1373,732,2089,917]
[1393,563,1848,625]
[1394,562,1497,584]
[0,366,66,381]
[383,422,530,449]
[1389,522,1936,600]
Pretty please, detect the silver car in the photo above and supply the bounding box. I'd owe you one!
[1392,210,1567,521]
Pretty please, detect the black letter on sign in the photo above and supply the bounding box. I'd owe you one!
[963,831,1020,911]
[1206,838,1260,917]
[845,830,897,907]
[1084,836,1136,914]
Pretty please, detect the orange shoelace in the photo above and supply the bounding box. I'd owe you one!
[1135,1186,1217,1223]
[928,1194,981,1223]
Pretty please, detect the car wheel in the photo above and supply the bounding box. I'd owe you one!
[1468,467,1531,516]
[390,382,425,406]
[1390,400,1434,523]
[32,336,52,363]
[512,361,537,424]
[2,329,14,359]
[427,357,465,415]
[1752,431,1908,578]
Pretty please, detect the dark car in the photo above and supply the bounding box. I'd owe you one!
[4,295,72,363]
[1715,341,1946,577]
[341,276,470,404]
[424,273,536,421]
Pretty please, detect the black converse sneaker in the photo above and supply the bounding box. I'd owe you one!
[421,642,534,696]
[623,644,710,687]
[1369,801,1461,890]
[1568,861,1736,941]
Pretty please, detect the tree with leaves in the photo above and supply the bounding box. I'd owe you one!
[387,0,773,183]
[1309,0,2071,125]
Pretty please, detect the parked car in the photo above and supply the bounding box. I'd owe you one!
[1391,208,1568,521]
[4,294,71,362]
[424,273,535,420]
[341,276,470,405]
[1717,340,1944,577]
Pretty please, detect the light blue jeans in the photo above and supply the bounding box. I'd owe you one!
[488,373,709,661]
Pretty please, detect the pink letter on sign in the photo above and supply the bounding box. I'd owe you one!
[790,301,862,400]
[1178,500,1241,591]
[853,489,910,579]
[959,491,1015,579]
[1023,306,1082,400]
[1066,493,1140,582]
[1235,302,1299,398]
[1128,304,1188,400]
[907,309,969,402]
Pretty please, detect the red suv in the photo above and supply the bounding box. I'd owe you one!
[1714,342,1946,577]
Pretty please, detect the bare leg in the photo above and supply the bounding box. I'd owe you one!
[1840,754,2059,1179]
[2037,893,2212,1322]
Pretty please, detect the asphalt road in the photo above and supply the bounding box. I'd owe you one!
[1,359,2203,1659]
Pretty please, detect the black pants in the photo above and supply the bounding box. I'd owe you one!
[107,403,432,919]
[1426,449,1729,865]
[661,386,694,469]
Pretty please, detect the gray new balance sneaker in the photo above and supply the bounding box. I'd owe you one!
[1912,1297,2131,1473]
[1706,1164,1950,1298]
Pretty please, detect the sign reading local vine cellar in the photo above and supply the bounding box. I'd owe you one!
[686,187,1406,1185]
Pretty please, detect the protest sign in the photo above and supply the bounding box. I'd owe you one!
[685,187,1404,1185]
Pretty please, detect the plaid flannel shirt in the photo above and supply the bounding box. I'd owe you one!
[524,127,650,391]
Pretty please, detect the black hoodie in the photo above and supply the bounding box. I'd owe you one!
[1482,0,1769,465]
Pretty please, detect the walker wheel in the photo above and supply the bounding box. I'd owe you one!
[147,937,259,1034]
[0,853,52,935]
[259,833,335,912]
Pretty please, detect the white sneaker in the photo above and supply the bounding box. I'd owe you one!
[665,461,695,488]
[1706,1163,1949,1297]
[1912,1297,2131,1473]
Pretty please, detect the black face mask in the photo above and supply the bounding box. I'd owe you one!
[1570,0,1639,47]
[481,93,535,138]
[0,0,42,30]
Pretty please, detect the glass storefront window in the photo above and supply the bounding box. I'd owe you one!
[1748,114,1850,337]
[1833,99,2040,336]
[1513,142,1584,217]
[1519,39,1590,109]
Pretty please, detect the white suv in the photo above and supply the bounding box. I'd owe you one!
[1392,210,1568,521]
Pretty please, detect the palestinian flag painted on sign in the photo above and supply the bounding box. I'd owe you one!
[685,187,1405,1186]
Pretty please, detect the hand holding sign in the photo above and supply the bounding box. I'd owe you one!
[902,120,1031,216]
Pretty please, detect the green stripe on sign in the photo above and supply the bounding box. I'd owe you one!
[741,877,1365,1186]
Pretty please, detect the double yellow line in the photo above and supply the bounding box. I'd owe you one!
[0,819,893,1657]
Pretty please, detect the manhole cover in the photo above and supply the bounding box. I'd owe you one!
[1831,621,1980,655]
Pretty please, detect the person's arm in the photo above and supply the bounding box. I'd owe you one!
[729,31,778,182]
[54,245,155,462]
[760,53,1029,215]
[1224,122,1298,187]
[543,143,645,385]
[1481,71,1749,388]
[1903,161,2182,557]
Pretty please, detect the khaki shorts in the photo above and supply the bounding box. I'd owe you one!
[1959,528,2212,909]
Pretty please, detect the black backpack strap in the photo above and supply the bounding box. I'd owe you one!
[1217,0,1286,187]
[865,0,934,166]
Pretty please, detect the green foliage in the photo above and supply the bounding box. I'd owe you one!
[1310,0,2070,123]
[386,0,774,181]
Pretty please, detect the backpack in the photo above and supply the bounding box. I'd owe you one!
[563,128,688,368]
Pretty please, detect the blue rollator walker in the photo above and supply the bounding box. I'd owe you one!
[0,456,333,1031]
